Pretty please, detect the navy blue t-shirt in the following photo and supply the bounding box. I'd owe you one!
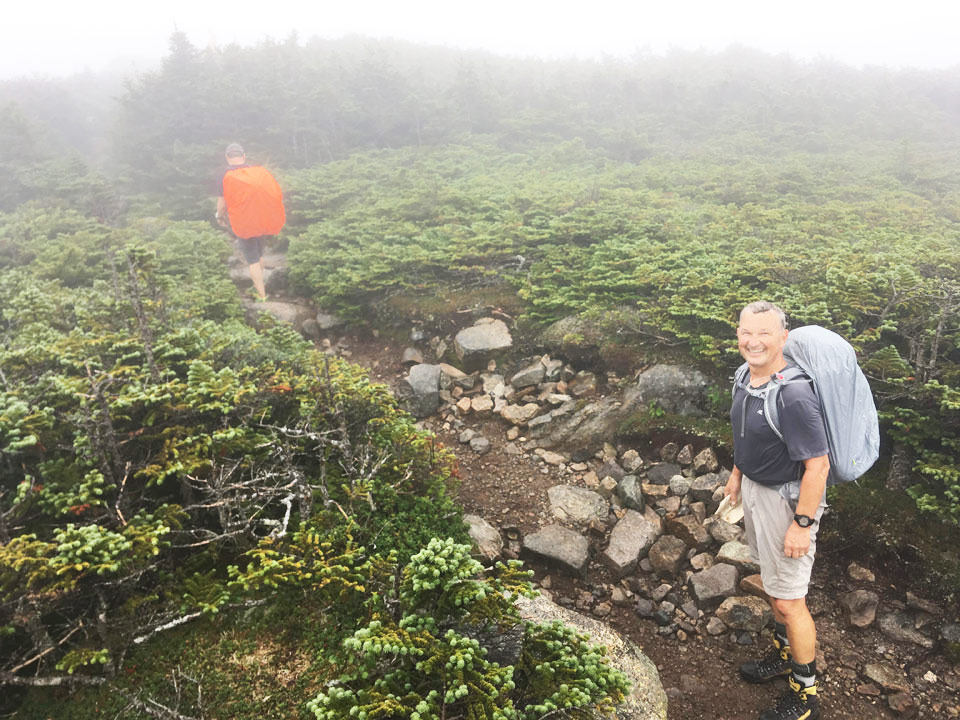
[731,374,829,487]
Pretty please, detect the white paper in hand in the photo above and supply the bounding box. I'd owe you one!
[714,494,744,525]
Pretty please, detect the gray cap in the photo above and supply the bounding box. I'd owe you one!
[224,143,245,157]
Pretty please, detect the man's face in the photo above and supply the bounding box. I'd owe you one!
[737,310,787,372]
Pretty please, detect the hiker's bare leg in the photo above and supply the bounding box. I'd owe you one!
[249,261,266,300]
[771,597,816,664]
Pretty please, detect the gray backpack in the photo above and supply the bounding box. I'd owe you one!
[734,325,880,486]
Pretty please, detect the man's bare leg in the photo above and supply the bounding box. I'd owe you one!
[248,261,266,300]
[771,597,815,664]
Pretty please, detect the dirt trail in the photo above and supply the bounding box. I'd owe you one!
[232,250,959,719]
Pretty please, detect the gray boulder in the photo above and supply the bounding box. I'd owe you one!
[707,519,744,545]
[668,475,692,497]
[626,365,709,417]
[602,510,661,578]
[396,363,442,418]
[526,396,623,452]
[689,563,739,606]
[510,360,546,389]
[878,611,935,648]
[647,463,681,485]
[454,319,513,371]
[464,514,502,561]
[548,485,608,524]
[515,593,668,720]
[522,525,590,576]
[716,542,760,574]
[316,310,344,330]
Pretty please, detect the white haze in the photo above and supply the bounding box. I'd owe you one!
[3,0,959,80]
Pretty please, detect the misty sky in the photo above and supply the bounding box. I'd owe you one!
[4,0,959,79]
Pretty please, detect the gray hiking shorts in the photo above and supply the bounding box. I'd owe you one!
[741,475,826,600]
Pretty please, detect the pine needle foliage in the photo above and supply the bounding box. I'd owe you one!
[307,538,629,720]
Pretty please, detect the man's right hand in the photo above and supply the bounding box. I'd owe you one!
[724,471,742,506]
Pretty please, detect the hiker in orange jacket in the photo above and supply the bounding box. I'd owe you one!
[215,143,285,302]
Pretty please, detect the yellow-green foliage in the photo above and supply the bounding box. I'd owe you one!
[307,538,629,720]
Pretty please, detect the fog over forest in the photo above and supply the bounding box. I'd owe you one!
[1,24,960,720]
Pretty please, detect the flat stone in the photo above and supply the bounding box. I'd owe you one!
[864,663,911,694]
[501,402,541,425]
[717,541,760,574]
[464,514,502,561]
[642,483,670,499]
[602,510,662,578]
[504,442,522,456]
[522,525,590,577]
[839,590,880,628]
[647,462,681,485]
[616,475,646,512]
[456,397,472,413]
[715,596,773,632]
[458,429,476,443]
[689,563,739,606]
[648,535,688,577]
[879,611,935,648]
[905,591,941,616]
[548,485,608,524]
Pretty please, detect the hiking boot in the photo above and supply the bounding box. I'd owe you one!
[758,677,820,720]
[739,637,791,684]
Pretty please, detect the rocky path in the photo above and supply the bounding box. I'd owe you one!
[231,250,959,720]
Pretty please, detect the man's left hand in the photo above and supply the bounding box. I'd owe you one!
[783,522,811,558]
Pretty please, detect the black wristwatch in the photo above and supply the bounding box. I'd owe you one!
[793,514,815,528]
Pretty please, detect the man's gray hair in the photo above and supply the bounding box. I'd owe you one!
[740,301,788,330]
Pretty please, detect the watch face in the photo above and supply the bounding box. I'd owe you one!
[795,514,814,528]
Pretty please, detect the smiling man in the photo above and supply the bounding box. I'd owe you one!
[725,301,829,720]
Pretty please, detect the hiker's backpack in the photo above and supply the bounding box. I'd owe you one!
[733,325,880,486]
[222,166,286,239]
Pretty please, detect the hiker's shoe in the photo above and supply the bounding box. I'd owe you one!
[740,638,791,684]
[758,678,820,720]
[255,295,268,303]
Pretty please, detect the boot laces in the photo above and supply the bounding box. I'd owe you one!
[769,678,818,720]
[753,644,790,676]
